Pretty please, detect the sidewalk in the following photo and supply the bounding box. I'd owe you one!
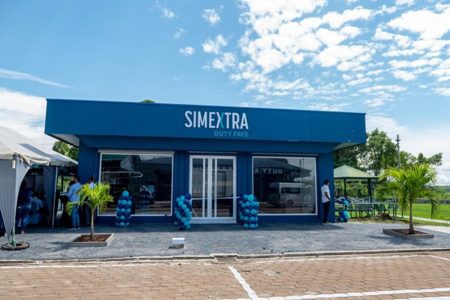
[403,215,450,225]
[0,222,449,261]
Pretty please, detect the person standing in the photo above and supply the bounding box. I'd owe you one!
[321,179,331,223]
[67,176,82,229]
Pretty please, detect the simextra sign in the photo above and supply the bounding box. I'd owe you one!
[184,110,250,138]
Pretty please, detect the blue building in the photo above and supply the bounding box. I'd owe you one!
[45,99,366,224]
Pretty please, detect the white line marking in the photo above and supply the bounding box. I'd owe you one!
[258,287,450,300]
[228,266,258,300]
[428,255,450,263]
[396,297,450,300]
[252,254,422,264]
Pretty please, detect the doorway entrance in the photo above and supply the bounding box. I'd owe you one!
[189,155,236,223]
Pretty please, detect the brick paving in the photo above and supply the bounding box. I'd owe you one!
[0,251,449,299]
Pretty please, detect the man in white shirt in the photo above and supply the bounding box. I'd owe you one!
[321,180,331,223]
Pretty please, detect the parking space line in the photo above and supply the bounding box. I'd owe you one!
[257,287,450,300]
[228,266,259,300]
[428,255,450,263]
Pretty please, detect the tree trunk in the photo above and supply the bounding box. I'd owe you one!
[409,199,414,234]
[90,208,95,240]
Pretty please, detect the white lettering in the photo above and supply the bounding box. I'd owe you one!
[208,111,215,128]
[198,112,207,128]
[240,113,248,130]
[184,110,250,130]
[184,111,193,128]
[224,112,231,128]
[232,113,239,129]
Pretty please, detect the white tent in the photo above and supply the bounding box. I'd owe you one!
[0,125,76,243]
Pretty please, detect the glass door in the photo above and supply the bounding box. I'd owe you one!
[190,155,236,223]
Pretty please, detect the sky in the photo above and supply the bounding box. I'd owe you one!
[0,0,450,183]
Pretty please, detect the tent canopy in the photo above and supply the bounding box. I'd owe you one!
[334,165,377,180]
[0,125,76,241]
[0,125,77,167]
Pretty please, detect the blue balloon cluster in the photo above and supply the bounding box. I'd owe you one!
[174,194,192,231]
[339,199,351,223]
[239,194,259,229]
[115,190,132,227]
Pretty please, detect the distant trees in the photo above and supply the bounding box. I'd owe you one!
[334,129,442,176]
[53,141,78,161]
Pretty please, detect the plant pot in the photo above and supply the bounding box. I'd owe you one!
[68,233,114,247]
[383,228,434,239]
[1,241,30,251]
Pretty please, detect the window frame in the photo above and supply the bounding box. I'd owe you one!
[98,150,174,217]
[252,155,318,216]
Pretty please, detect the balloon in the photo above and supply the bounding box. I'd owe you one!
[122,191,129,197]
[248,195,255,202]
[251,209,257,215]
[244,223,249,228]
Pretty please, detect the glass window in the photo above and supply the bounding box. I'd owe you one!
[100,153,172,215]
[253,157,317,215]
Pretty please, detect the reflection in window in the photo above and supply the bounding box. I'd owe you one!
[100,153,172,215]
[253,157,316,214]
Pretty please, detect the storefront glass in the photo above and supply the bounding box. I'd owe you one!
[100,153,172,215]
[253,156,317,215]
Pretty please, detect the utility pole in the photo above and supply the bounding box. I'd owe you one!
[396,134,401,168]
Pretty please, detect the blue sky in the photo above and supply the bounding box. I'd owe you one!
[1,0,450,182]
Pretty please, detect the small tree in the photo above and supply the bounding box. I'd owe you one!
[66,183,113,240]
[381,164,439,234]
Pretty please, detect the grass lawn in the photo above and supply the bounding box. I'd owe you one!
[407,203,450,221]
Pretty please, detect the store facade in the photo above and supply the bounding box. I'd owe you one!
[45,99,366,224]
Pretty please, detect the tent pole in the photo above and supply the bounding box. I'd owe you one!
[51,166,59,229]
[344,179,347,196]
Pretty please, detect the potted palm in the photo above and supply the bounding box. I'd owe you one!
[381,164,439,238]
[66,183,114,246]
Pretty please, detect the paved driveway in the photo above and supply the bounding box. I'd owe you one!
[1,251,449,299]
[1,223,449,260]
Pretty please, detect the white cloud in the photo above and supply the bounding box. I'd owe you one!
[202,9,221,26]
[179,46,195,56]
[359,84,406,93]
[240,0,326,35]
[156,2,176,19]
[173,28,185,39]
[0,87,54,149]
[388,7,450,39]
[202,35,227,54]
[316,45,368,68]
[308,102,350,111]
[393,70,416,81]
[0,68,70,88]
[211,53,236,71]
[347,77,372,86]
[396,0,414,6]
[322,6,372,29]
[434,87,450,97]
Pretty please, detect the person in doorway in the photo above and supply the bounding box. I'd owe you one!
[321,179,331,223]
[67,176,82,229]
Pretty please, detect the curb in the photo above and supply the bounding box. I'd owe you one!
[0,247,449,265]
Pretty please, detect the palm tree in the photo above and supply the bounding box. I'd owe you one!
[381,164,439,234]
[67,183,113,240]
